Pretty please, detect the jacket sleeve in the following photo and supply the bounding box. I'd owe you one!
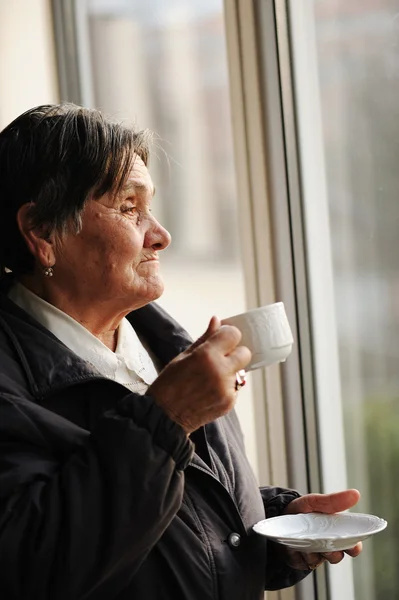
[261,486,311,590]
[0,391,194,600]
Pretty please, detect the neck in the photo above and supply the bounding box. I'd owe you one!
[91,327,119,351]
[18,275,128,351]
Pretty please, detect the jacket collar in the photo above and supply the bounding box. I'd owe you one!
[0,274,192,399]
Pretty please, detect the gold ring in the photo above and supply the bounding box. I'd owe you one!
[235,369,247,391]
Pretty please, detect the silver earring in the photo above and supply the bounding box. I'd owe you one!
[44,266,54,277]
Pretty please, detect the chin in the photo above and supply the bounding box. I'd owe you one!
[148,283,164,303]
[129,278,165,309]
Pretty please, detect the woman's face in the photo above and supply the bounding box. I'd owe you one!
[52,155,171,312]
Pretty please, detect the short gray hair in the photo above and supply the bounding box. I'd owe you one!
[0,103,153,276]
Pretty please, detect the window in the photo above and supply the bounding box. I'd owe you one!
[0,0,58,128]
[53,2,399,597]
[314,3,398,598]
[65,0,260,475]
[290,1,399,598]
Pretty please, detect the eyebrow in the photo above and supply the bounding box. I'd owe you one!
[122,181,156,196]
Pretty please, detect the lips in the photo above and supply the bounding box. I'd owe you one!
[141,253,159,263]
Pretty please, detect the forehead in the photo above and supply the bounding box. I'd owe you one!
[122,155,154,195]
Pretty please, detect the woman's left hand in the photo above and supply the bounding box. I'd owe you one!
[282,489,363,571]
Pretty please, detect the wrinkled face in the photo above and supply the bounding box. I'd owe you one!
[53,155,171,312]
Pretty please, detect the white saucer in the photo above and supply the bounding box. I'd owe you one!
[253,512,387,553]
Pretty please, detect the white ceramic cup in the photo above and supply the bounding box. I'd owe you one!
[221,302,294,371]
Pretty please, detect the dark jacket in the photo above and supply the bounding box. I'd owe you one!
[0,282,308,599]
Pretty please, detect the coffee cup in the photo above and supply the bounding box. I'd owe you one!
[222,302,294,371]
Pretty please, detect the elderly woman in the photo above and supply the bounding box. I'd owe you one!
[0,104,361,600]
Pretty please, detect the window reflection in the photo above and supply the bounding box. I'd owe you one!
[313,2,399,598]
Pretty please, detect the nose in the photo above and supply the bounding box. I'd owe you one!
[145,216,171,251]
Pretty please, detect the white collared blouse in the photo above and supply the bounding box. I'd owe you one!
[9,282,158,394]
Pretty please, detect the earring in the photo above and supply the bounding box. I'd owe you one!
[44,266,54,277]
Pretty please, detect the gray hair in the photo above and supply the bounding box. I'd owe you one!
[0,103,153,276]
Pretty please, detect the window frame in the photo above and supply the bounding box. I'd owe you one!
[224,1,319,598]
[225,1,355,599]
[52,0,94,106]
[287,0,355,598]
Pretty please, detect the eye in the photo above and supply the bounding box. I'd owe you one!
[120,204,141,223]
[121,205,137,213]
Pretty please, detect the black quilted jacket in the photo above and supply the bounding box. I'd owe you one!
[0,279,308,599]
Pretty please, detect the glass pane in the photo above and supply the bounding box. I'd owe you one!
[81,0,259,474]
[313,2,399,599]
[0,0,58,129]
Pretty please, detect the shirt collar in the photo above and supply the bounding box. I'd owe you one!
[8,282,156,384]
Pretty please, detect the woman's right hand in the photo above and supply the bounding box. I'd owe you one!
[147,317,252,434]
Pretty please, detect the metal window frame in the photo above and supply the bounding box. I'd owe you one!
[286,1,354,599]
[52,0,94,105]
[52,0,81,103]
[224,2,319,599]
[223,1,351,599]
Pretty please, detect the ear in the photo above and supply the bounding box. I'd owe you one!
[16,203,56,268]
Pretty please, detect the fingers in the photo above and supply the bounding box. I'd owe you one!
[283,541,361,572]
[306,551,346,569]
[227,344,252,373]
[321,551,344,565]
[191,318,253,367]
[306,553,327,570]
[301,552,341,569]
[313,490,361,514]
[149,317,251,433]
[285,549,325,571]
[190,316,221,350]
[190,320,242,355]
[288,543,362,572]
[204,315,221,337]
[307,544,362,569]
[209,324,242,353]
[208,325,252,368]
[285,489,361,515]
[194,323,252,369]
[344,542,362,558]
[320,544,362,564]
